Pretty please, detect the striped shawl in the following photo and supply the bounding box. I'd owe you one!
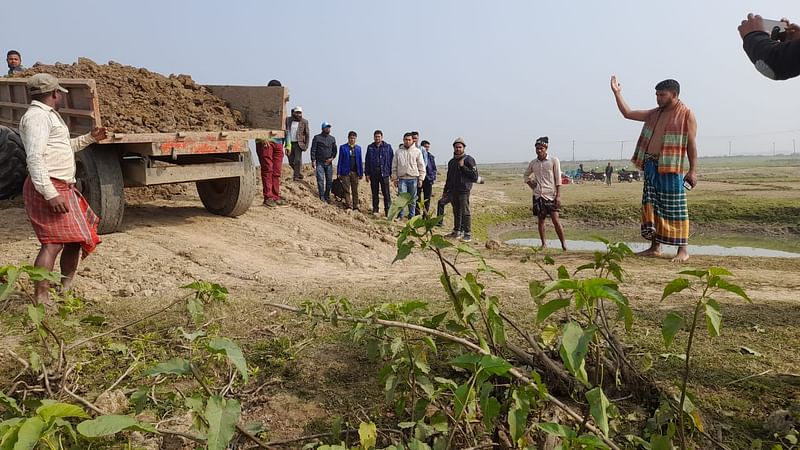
[631,101,692,174]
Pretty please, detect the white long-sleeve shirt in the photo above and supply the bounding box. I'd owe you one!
[523,155,562,201]
[391,144,425,183]
[19,101,96,200]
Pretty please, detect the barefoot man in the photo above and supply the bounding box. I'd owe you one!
[524,136,567,251]
[610,76,697,262]
[20,73,107,304]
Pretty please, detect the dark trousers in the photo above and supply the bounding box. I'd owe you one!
[369,174,391,215]
[436,192,451,224]
[340,171,360,209]
[451,192,471,234]
[416,178,434,216]
[289,141,303,179]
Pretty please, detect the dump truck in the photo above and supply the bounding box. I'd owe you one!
[0,78,287,234]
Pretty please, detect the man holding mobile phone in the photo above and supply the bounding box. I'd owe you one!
[610,76,697,263]
[738,13,800,80]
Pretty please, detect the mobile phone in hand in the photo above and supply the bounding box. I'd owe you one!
[762,18,788,41]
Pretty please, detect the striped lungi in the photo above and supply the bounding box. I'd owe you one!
[23,177,101,257]
[640,159,688,246]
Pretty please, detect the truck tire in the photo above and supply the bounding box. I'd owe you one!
[196,151,257,217]
[75,145,125,234]
[0,126,28,200]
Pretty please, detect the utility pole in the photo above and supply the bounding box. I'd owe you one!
[572,140,575,161]
[773,142,776,156]
[619,140,624,160]
[794,138,797,155]
[728,140,732,157]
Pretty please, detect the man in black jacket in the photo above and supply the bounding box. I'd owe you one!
[443,137,479,242]
[310,122,337,203]
[739,13,800,80]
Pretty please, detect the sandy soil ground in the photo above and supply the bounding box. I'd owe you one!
[1,165,798,445]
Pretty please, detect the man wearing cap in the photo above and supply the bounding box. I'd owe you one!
[6,50,25,76]
[285,106,310,181]
[19,73,107,305]
[524,137,567,251]
[391,132,425,219]
[443,137,479,242]
[310,122,337,202]
[611,75,698,262]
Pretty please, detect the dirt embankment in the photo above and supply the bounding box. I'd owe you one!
[0,165,406,301]
[17,58,245,133]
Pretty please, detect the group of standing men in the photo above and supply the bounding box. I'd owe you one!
[279,106,480,242]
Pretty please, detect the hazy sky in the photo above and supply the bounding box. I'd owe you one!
[4,0,799,163]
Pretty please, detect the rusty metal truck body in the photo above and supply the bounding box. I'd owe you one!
[0,78,287,233]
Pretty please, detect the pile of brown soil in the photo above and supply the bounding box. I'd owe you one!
[17,58,245,133]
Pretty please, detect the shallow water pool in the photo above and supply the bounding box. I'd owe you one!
[505,239,800,258]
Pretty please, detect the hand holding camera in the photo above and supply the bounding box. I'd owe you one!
[739,13,799,42]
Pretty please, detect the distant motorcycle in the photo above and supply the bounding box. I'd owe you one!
[581,171,606,182]
[617,169,640,182]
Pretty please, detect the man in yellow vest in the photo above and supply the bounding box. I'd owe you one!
[610,76,698,263]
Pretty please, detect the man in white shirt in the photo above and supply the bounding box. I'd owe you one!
[20,73,106,305]
[391,132,425,219]
[523,136,567,251]
[284,106,310,181]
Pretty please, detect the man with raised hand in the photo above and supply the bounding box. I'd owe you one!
[611,76,698,262]
[20,73,107,305]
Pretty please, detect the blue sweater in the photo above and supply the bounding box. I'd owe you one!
[424,152,437,182]
[337,144,363,176]
[365,142,394,177]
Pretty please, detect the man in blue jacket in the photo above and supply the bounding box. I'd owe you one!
[337,131,363,210]
[419,140,437,216]
[364,130,394,217]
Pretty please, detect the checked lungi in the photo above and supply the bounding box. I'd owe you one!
[640,159,688,246]
[23,177,101,257]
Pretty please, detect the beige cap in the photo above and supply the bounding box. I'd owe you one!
[452,137,466,147]
[27,73,68,95]
[292,106,303,113]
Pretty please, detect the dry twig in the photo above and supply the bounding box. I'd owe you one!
[264,302,623,450]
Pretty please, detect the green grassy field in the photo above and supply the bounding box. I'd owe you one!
[473,155,800,251]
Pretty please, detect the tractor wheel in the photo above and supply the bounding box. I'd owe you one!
[75,145,126,234]
[0,126,28,200]
[196,151,257,217]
